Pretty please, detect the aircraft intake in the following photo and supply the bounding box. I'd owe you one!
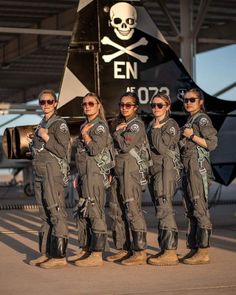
[13,125,37,159]
[2,127,15,159]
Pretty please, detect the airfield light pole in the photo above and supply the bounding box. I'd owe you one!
[180,0,195,79]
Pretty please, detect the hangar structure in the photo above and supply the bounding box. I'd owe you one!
[0,0,235,106]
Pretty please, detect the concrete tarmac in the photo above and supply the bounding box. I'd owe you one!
[0,182,236,295]
[0,202,235,295]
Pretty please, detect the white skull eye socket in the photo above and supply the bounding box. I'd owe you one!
[113,18,122,25]
[113,18,135,26]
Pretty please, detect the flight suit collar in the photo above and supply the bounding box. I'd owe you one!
[87,115,100,125]
[159,115,169,124]
[188,110,203,122]
[41,113,57,128]
[125,114,137,123]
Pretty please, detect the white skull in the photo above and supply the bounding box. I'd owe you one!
[110,2,137,40]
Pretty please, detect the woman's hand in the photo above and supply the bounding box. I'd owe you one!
[38,128,49,142]
[81,123,93,136]
[182,127,194,138]
[116,122,127,131]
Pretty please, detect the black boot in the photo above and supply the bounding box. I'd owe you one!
[132,231,147,251]
[186,217,198,249]
[158,229,178,250]
[40,236,68,269]
[90,232,107,252]
[197,228,211,248]
[29,231,50,266]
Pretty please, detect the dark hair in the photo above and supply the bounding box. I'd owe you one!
[185,88,204,100]
[111,92,139,130]
[83,92,106,120]
[120,91,139,106]
[38,89,57,101]
[184,88,205,111]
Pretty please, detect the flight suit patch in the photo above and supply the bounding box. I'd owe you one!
[60,123,68,133]
[169,126,176,136]
[125,136,133,142]
[199,117,209,126]
[96,125,105,134]
[130,123,140,133]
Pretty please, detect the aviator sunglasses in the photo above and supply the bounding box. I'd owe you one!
[39,99,55,106]
[119,102,136,109]
[183,97,199,104]
[81,101,98,108]
[150,103,166,109]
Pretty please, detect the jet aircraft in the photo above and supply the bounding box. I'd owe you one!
[2,0,236,186]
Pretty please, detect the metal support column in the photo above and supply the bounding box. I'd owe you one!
[180,0,195,78]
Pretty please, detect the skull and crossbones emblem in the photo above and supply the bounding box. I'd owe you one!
[102,2,149,63]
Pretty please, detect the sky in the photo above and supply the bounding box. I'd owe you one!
[0,44,236,136]
[196,44,236,101]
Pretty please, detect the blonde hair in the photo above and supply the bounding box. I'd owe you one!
[151,93,171,115]
[83,92,106,120]
[38,89,57,101]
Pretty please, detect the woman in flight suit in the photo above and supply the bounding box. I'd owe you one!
[107,92,149,266]
[147,93,181,266]
[71,92,113,267]
[29,89,70,269]
[180,88,218,264]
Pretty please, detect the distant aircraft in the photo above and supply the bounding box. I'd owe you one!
[3,0,236,186]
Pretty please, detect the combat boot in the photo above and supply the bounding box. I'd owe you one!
[106,250,131,262]
[178,249,197,262]
[121,250,147,266]
[183,248,210,265]
[29,254,49,266]
[148,250,179,266]
[74,251,103,267]
[40,258,67,269]
[147,250,164,260]
[67,246,91,263]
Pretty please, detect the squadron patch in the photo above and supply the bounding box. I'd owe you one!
[169,126,176,136]
[96,125,105,134]
[59,123,68,133]
[199,117,209,126]
[130,123,140,133]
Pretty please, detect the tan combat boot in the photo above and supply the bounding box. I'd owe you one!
[183,248,210,265]
[121,250,147,266]
[40,258,67,269]
[148,250,164,260]
[29,254,49,266]
[106,250,131,262]
[67,246,91,263]
[148,250,179,266]
[74,251,103,267]
[178,249,198,262]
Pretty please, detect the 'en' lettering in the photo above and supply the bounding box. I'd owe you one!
[114,61,138,79]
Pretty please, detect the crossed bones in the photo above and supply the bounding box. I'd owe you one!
[101,36,149,63]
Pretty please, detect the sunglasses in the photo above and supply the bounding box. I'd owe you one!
[81,101,98,108]
[119,102,136,109]
[150,103,167,109]
[39,99,55,106]
[183,97,199,104]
